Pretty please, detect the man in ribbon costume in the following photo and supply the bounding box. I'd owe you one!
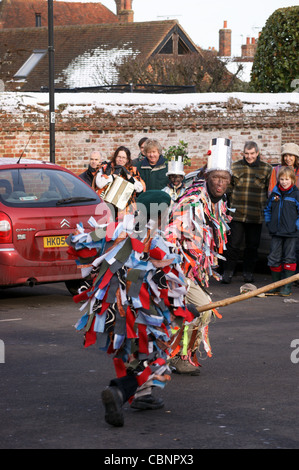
[166,138,233,374]
[67,190,195,427]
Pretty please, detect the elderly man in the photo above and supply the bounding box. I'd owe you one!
[166,138,232,374]
[79,150,102,186]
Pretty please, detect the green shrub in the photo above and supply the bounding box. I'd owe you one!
[250,6,299,92]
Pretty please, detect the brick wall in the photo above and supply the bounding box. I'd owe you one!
[0,93,298,176]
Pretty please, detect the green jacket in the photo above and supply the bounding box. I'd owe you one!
[229,157,272,224]
[136,156,168,191]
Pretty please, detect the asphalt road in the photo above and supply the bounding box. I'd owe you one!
[0,273,299,450]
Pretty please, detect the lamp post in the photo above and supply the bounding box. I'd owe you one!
[48,0,55,163]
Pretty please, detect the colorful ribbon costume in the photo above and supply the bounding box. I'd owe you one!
[165,179,232,362]
[67,214,194,398]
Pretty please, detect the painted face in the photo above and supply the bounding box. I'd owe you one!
[169,174,184,188]
[279,175,293,190]
[89,153,101,169]
[207,170,231,198]
[115,150,128,166]
[283,154,296,167]
[146,148,160,166]
[244,147,258,165]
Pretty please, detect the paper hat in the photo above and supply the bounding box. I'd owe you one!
[206,138,232,174]
[166,156,185,176]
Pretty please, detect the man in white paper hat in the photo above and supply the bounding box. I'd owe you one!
[165,138,232,375]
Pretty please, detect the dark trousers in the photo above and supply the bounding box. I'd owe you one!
[268,236,297,267]
[224,220,263,274]
[110,375,138,403]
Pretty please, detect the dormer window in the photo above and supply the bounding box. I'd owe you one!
[158,34,190,56]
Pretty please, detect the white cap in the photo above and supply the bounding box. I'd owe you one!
[206,138,232,174]
[166,156,185,176]
[281,143,299,158]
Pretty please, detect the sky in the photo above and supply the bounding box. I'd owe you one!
[59,0,298,56]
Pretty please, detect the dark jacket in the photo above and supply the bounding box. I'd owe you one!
[79,165,96,186]
[264,184,299,237]
[135,155,168,190]
[228,157,272,224]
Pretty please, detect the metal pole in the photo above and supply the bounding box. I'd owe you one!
[48,0,55,163]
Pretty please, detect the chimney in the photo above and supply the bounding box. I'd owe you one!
[218,20,231,57]
[241,37,258,58]
[115,0,134,23]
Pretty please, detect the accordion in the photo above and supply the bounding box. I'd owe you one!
[102,175,135,210]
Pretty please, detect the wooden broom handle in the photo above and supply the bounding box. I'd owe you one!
[196,273,299,314]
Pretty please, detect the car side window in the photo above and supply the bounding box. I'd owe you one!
[0,167,99,207]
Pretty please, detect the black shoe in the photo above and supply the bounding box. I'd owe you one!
[221,271,233,284]
[101,386,124,427]
[243,272,254,283]
[130,395,164,410]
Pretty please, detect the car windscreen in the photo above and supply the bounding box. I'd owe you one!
[0,167,100,208]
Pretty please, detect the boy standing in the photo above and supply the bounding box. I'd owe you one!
[264,166,299,296]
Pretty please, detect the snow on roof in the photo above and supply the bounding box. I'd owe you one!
[1,91,299,116]
[56,45,139,88]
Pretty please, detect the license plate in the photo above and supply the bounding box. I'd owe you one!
[43,236,67,248]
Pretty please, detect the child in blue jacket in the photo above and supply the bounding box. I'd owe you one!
[264,166,299,296]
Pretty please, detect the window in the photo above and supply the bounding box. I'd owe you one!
[0,168,99,208]
[158,35,190,56]
[14,50,47,79]
[35,13,42,27]
[178,38,189,55]
[159,38,173,54]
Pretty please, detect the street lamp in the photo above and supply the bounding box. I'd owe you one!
[48,0,55,163]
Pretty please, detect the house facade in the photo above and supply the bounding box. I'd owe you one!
[0,0,201,91]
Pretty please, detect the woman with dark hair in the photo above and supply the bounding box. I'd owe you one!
[93,146,145,215]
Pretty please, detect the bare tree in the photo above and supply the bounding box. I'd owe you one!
[116,52,248,92]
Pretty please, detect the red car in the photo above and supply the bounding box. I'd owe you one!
[0,158,109,293]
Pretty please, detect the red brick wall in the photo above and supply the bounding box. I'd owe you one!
[0,94,298,176]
